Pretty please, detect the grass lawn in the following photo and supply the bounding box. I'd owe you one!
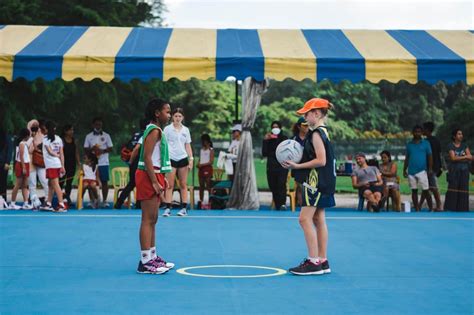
[7,156,472,195]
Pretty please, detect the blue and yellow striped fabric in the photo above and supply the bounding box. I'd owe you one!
[1,25,472,84]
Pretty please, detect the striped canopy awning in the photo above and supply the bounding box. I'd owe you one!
[1,25,473,84]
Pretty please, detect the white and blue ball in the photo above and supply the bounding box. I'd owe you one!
[275,139,304,166]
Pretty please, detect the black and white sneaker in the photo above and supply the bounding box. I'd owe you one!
[289,259,324,275]
[321,259,331,274]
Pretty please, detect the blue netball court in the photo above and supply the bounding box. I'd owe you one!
[0,209,472,314]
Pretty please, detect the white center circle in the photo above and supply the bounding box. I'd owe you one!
[176,265,287,278]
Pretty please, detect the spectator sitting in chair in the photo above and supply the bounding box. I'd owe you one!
[351,153,384,212]
[379,150,401,211]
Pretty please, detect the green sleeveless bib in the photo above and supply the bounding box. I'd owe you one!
[137,124,171,173]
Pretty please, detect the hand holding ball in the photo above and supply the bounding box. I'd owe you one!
[276,139,304,168]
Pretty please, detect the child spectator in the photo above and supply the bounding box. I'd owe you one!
[41,121,66,212]
[10,128,32,209]
[197,134,214,209]
[82,151,101,209]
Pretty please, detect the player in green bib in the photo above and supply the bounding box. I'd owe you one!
[135,99,174,274]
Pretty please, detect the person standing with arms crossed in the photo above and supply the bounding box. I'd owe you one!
[283,98,336,276]
[135,99,174,274]
[163,108,193,217]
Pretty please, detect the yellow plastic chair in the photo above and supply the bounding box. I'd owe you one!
[213,168,225,181]
[111,167,132,209]
[76,170,84,210]
[174,177,194,209]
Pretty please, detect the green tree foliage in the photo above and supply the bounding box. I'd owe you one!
[1,0,472,149]
[438,96,474,148]
[0,0,165,26]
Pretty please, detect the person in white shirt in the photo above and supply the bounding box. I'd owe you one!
[197,134,214,209]
[84,117,113,208]
[226,123,242,181]
[26,119,49,205]
[163,108,193,217]
[9,128,32,210]
[81,151,101,209]
[42,121,66,212]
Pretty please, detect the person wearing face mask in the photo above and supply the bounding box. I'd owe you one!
[84,117,113,208]
[262,121,288,210]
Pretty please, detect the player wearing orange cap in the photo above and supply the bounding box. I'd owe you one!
[282,98,336,276]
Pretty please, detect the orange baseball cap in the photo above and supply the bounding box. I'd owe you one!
[296,98,330,115]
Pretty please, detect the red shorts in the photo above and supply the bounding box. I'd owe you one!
[135,169,166,201]
[14,162,30,178]
[198,165,213,178]
[83,179,98,186]
[46,168,61,179]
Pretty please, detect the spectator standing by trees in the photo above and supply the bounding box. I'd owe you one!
[423,121,443,211]
[163,108,193,217]
[61,125,81,206]
[115,119,147,209]
[444,129,472,211]
[291,117,309,207]
[10,128,32,209]
[197,134,214,209]
[42,121,66,212]
[0,128,13,204]
[403,125,433,211]
[27,119,48,206]
[262,121,288,210]
[84,117,113,208]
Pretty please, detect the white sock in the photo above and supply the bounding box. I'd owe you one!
[318,257,327,262]
[141,249,151,264]
[150,247,157,260]
[308,257,319,264]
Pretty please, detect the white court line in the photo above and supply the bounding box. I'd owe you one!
[0,214,473,220]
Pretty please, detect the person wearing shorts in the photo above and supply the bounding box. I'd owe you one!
[404,125,433,211]
[42,121,66,212]
[351,153,384,212]
[135,99,175,275]
[84,117,113,208]
[163,107,193,217]
[9,128,32,209]
[282,98,336,276]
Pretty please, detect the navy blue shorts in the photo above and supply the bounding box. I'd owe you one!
[301,169,335,209]
[98,165,110,183]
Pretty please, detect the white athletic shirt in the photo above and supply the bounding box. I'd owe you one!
[199,147,212,164]
[15,141,30,163]
[83,164,97,181]
[228,139,240,162]
[43,135,63,169]
[163,124,191,161]
[83,131,113,166]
